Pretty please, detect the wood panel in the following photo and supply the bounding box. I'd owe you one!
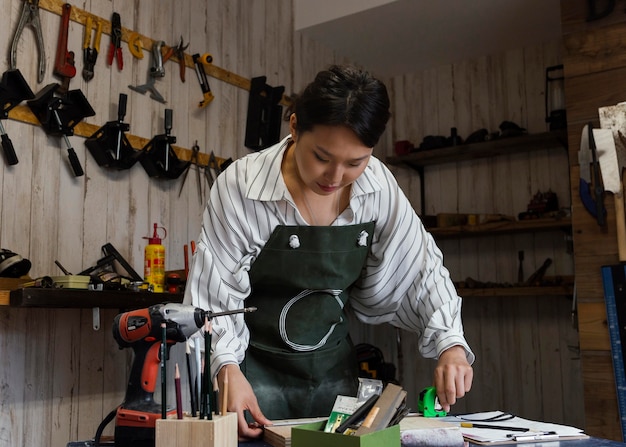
[561,0,626,440]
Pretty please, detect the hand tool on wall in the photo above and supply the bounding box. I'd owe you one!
[578,124,607,223]
[178,141,203,203]
[139,109,188,178]
[162,37,189,82]
[129,41,166,104]
[0,69,35,166]
[27,83,95,177]
[53,3,76,95]
[107,12,123,70]
[10,0,46,83]
[525,258,552,286]
[128,32,144,59]
[192,53,214,108]
[82,15,102,81]
[85,93,141,170]
[245,76,285,150]
[598,103,626,260]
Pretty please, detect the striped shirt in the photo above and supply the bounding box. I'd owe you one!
[183,136,475,377]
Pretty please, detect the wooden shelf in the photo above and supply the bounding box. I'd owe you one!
[7,287,183,309]
[427,217,571,239]
[458,285,573,297]
[386,130,568,170]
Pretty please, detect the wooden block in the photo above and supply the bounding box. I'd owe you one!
[155,413,237,447]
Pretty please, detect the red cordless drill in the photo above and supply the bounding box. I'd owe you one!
[112,303,204,447]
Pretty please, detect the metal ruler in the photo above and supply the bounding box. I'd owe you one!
[601,264,626,441]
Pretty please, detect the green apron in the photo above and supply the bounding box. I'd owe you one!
[244,222,375,420]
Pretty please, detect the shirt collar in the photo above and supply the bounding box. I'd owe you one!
[245,135,382,202]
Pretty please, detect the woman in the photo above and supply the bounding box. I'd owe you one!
[184,64,474,438]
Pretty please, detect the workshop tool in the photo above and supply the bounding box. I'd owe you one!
[103,303,257,447]
[107,12,123,70]
[206,150,219,189]
[162,36,189,82]
[85,93,141,170]
[525,258,552,286]
[139,109,189,178]
[517,250,524,284]
[27,83,95,177]
[417,386,447,418]
[78,243,142,283]
[598,103,626,259]
[192,53,214,108]
[245,75,285,150]
[129,41,167,104]
[0,69,35,166]
[0,248,32,278]
[127,32,144,59]
[178,141,203,203]
[53,3,76,95]
[82,15,102,82]
[10,0,46,83]
[579,123,607,224]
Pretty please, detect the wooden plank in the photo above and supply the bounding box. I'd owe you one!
[560,0,626,36]
[10,288,183,308]
[578,301,611,351]
[564,68,626,126]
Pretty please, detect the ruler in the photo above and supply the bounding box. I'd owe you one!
[601,264,626,441]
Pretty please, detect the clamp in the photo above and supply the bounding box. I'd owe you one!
[128,32,144,59]
[107,12,123,70]
[10,0,46,83]
[82,15,103,81]
[128,41,166,104]
[417,386,447,418]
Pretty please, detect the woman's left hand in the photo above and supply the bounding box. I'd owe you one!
[433,345,473,412]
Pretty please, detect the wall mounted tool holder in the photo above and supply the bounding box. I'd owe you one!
[0,69,35,165]
[139,109,189,179]
[85,93,140,170]
[244,76,285,151]
[27,83,95,176]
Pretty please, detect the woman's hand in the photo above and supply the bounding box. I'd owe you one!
[218,364,273,439]
[433,345,473,412]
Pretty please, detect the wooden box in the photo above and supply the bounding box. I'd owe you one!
[155,413,237,447]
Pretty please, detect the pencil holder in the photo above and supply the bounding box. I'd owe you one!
[155,412,237,447]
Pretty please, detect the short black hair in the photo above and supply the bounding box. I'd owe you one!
[293,65,391,148]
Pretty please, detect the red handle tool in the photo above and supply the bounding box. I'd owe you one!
[53,3,76,83]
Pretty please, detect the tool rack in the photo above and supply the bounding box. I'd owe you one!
[7,0,293,168]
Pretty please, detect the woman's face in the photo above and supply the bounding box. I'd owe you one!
[290,114,373,196]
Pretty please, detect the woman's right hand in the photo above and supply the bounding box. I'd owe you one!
[218,363,273,439]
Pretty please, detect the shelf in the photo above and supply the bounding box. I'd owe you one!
[7,287,183,309]
[427,217,571,239]
[386,130,568,170]
[458,285,573,297]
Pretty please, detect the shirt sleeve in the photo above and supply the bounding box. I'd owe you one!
[183,162,259,377]
[349,162,475,364]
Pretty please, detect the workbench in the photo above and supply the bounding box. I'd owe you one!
[239,437,626,446]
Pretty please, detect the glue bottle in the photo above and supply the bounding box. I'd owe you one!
[143,223,166,292]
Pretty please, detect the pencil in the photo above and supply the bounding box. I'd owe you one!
[460,422,529,432]
[161,322,167,419]
[221,368,229,416]
[175,363,183,419]
[185,343,196,417]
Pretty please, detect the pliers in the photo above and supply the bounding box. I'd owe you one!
[10,0,46,83]
[82,16,103,81]
[163,36,189,82]
[107,12,123,70]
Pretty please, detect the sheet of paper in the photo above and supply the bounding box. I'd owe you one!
[441,411,586,444]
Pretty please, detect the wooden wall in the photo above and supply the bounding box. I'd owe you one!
[352,39,585,429]
[560,0,626,440]
[0,0,587,445]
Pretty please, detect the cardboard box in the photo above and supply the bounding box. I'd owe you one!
[155,413,237,447]
[292,421,400,447]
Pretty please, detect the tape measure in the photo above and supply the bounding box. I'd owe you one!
[417,386,447,418]
[601,264,626,441]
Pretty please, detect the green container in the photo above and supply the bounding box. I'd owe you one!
[292,421,400,447]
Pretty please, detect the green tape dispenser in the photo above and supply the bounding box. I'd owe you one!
[418,386,447,417]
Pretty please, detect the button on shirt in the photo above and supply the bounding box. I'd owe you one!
[183,136,475,377]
